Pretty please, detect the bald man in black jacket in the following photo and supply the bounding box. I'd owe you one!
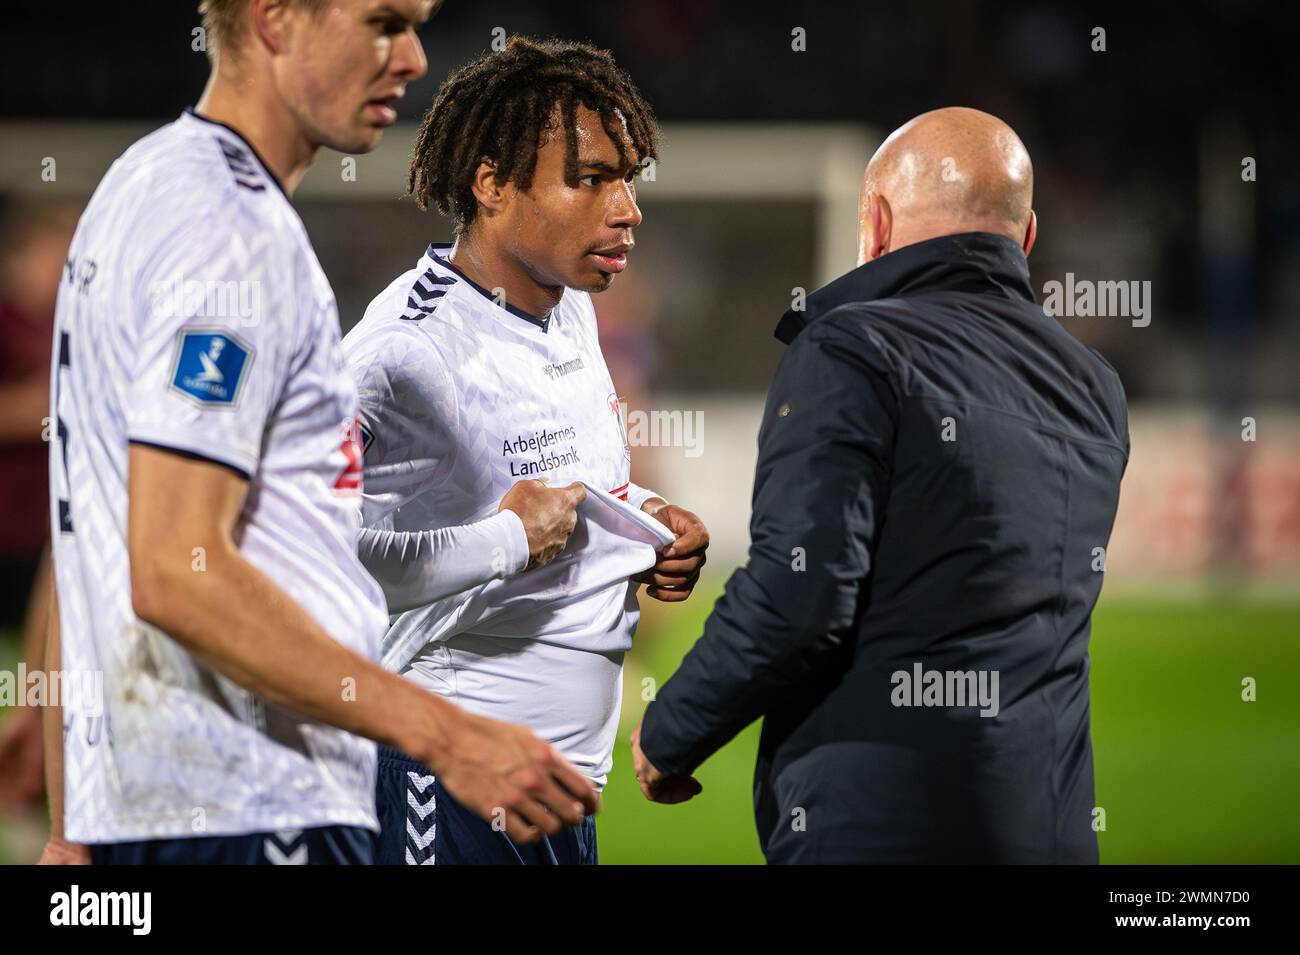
[631,107,1129,864]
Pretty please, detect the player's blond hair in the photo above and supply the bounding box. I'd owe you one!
[197,0,327,63]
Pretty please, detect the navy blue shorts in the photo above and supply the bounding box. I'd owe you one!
[375,745,597,865]
[88,825,376,865]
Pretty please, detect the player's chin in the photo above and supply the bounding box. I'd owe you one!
[354,128,388,153]
[326,121,387,156]
[575,268,617,294]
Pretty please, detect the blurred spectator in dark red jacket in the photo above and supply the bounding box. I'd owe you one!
[0,198,79,812]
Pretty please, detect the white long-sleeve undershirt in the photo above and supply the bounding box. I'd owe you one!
[358,482,665,614]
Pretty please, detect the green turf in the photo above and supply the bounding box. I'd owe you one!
[597,593,1300,864]
[3,594,1296,864]
[1086,599,1300,863]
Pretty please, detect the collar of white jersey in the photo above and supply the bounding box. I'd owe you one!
[423,243,554,333]
[181,107,290,201]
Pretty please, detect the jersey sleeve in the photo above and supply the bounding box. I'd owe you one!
[626,481,666,511]
[356,509,530,614]
[346,324,460,526]
[124,209,299,478]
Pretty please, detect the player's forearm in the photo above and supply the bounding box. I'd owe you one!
[357,510,528,613]
[130,542,459,767]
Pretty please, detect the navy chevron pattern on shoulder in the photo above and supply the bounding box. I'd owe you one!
[217,139,266,192]
[400,268,458,321]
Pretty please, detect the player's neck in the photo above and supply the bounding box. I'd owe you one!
[448,234,563,321]
[195,67,318,197]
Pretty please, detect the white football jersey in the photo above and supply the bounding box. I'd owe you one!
[49,109,388,842]
[345,245,655,785]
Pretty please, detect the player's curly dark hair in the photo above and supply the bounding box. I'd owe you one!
[407,36,660,233]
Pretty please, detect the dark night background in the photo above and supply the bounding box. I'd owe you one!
[3,1,1297,403]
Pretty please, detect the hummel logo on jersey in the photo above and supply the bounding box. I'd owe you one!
[169,330,253,406]
[542,356,585,379]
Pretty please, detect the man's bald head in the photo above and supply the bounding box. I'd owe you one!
[857,107,1036,264]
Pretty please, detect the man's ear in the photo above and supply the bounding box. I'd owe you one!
[866,191,892,262]
[1022,209,1037,257]
[857,187,891,266]
[250,0,291,55]
[856,182,870,267]
[469,158,507,217]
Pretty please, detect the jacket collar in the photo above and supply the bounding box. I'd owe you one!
[775,231,1036,344]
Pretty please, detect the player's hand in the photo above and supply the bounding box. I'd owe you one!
[38,837,90,865]
[433,710,600,845]
[635,502,709,602]
[630,717,702,804]
[499,479,586,570]
[0,706,45,811]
